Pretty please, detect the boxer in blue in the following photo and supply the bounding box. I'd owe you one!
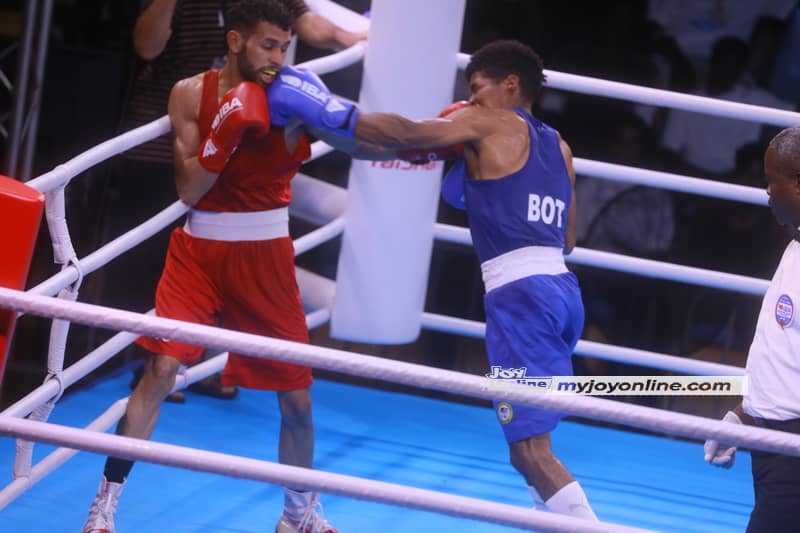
[232,39,596,521]
[351,40,598,521]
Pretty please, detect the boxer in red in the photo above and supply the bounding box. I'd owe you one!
[82,2,337,532]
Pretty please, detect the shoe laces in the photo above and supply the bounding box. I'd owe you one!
[86,483,121,529]
[296,499,335,533]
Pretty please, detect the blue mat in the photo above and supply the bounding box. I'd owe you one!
[0,375,752,532]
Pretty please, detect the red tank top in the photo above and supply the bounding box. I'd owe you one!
[195,70,311,212]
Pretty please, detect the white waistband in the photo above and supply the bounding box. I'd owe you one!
[481,246,568,293]
[183,207,289,241]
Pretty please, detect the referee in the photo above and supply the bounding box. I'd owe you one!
[704,125,800,533]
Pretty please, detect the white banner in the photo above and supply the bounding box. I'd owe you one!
[484,367,747,396]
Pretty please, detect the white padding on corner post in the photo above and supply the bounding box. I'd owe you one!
[331,0,466,343]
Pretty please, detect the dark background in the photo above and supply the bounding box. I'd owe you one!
[2,0,799,421]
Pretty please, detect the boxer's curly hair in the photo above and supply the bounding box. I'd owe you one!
[465,40,546,103]
[225,0,294,35]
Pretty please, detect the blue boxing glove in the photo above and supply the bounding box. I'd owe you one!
[441,159,467,210]
[267,65,360,138]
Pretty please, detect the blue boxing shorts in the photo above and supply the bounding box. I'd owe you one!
[484,272,584,443]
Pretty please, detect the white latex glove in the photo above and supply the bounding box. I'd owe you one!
[703,410,742,468]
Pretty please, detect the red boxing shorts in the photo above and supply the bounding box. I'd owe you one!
[137,227,312,391]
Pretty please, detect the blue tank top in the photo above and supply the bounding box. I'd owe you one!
[454,108,571,263]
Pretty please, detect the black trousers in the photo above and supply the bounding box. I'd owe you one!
[747,417,800,533]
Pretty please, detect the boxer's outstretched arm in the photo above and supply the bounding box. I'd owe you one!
[354,106,488,148]
[306,124,397,160]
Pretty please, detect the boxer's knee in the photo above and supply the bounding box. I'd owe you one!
[278,388,313,428]
[140,354,181,395]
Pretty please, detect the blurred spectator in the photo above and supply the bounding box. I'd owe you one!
[574,113,677,373]
[660,36,795,179]
[648,0,795,62]
[770,5,800,105]
[747,16,787,90]
[675,143,786,376]
[577,113,675,258]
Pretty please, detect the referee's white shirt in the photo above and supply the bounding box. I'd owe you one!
[744,239,800,421]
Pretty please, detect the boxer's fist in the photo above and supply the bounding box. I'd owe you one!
[397,101,469,164]
[198,82,270,173]
[268,65,360,137]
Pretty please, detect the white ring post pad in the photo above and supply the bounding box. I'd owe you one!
[331,0,467,343]
[0,175,45,395]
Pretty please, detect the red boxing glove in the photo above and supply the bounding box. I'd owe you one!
[438,100,470,118]
[397,100,469,164]
[198,81,270,173]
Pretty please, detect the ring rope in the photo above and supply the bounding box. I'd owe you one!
[1,286,797,459]
[433,223,770,295]
[0,415,655,533]
[419,312,745,376]
[455,53,800,127]
[573,158,768,206]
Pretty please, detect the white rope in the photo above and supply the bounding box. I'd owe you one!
[25,201,188,300]
[0,416,652,533]
[12,401,55,481]
[1,329,139,419]
[567,247,770,295]
[0,287,798,459]
[26,116,172,193]
[420,312,745,376]
[1,300,329,422]
[456,53,800,127]
[433,223,770,295]
[290,173,347,224]
[293,217,345,255]
[0,401,128,510]
[573,158,768,206]
[297,41,366,75]
[43,189,76,264]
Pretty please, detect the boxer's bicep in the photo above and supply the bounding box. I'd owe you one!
[169,82,201,168]
[168,79,211,202]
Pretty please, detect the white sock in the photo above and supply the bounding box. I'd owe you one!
[283,487,313,523]
[528,485,547,511]
[544,481,598,521]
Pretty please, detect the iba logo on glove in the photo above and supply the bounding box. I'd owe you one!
[280,74,329,104]
[211,97,243,130]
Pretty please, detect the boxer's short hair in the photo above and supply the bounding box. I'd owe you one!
[225,0,295,35]
[466,40,546,103]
